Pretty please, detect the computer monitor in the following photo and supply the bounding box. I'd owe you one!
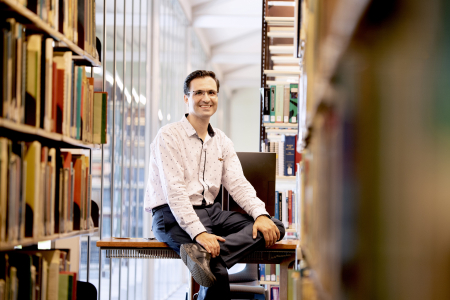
[222,152,276,216]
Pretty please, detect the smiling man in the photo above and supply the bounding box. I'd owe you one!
[145,70,285,300]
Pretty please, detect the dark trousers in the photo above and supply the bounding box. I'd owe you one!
[152,202,286,300]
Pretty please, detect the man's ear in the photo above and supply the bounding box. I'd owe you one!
[183,94,189,104]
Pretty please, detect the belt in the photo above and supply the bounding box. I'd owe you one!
[151,202,215,215]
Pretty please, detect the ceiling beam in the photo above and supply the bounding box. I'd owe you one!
[211,53,260,64]
[211,29,260,50]
[192,0,235,14]
[192,15,261,28]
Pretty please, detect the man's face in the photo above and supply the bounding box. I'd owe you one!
[184,76,218,121]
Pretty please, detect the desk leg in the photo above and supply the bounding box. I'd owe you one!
[280,254,296,300]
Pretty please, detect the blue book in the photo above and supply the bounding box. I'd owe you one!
[275,191,279,219]
[283,135,296,176]
[259,264,266,281]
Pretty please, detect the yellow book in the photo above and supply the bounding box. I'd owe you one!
[24,141,41,238]
[0,138,8,241]
[93,93,102,144]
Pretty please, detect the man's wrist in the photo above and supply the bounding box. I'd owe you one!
[194,231,207,241]
[256,214,271,220]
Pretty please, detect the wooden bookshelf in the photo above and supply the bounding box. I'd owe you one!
[0,228,99,251]
[264,123,298,128]
[0,0,101,67]
[0,118,101,150]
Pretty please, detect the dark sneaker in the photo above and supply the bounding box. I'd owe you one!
[180,243,216,287]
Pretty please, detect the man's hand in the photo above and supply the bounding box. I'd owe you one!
[253,216,280,247]
[194,232,226,258]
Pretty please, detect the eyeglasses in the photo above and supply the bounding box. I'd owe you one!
[188,90,218,99]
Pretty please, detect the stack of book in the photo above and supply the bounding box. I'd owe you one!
[259,264,280,300]
[0,138,93,244]
[263,135,301,176]
[274,189,296,230]
[0,249,77,300]
[14,0,98,58]
[1,19,107,144]
[261,84,298,124]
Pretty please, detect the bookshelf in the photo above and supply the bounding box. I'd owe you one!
[0,3,102,299]
[0,228,98,251]
[0,117,101,150]
[0,0,100,67]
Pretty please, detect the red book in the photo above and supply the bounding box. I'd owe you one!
[288,190,292,225]
[51,62,57,132]
[55,69,65,134]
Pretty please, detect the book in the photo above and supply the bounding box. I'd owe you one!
[275,85,284,123]
[270,86,276,123]
[0,138,8,242]
[53,55,65,134]
[25,34,43,127]
[275,191,279,220]
[53,51,72,136]
[93,92,102,143]
[25,141,41,238]
[259,264,265,281]
[283,135,296,176]
[289,84,298,123]
[288,190,293,226]
[271,285,280,300]
[261,87,270,123]
[283,85,290,123]
[42,38,54,131]
[278,141,284,176]
[270,264,276,281]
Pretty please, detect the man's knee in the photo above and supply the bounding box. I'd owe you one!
[272,218,286,240]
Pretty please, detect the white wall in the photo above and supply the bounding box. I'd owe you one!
[228,87,260,152]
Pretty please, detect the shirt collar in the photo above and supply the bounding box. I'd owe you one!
[181,114,215,138]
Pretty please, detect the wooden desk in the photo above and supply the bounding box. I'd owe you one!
[97,238,299,300]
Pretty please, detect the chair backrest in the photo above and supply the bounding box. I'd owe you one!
[224,152,276,216]
[228,263,259,283]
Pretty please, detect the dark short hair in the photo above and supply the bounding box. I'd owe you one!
[183,70,220,95]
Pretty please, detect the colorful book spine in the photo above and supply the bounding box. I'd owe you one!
[283,135,296,176]
[260,264,265,281]
[283,85,290,123]
[275,191,279,220]
[270,86,276,123]
[275,85,284,123]
[262,87,270,123]
[289,84,298,123]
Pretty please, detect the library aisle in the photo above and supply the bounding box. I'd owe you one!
[1,0,450,300]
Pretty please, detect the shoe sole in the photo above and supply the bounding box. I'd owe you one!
[180,245,216,287]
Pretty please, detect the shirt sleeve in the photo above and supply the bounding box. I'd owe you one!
[154,129,207,240]
[221,136,270,220]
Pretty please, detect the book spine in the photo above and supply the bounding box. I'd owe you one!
[283,85,290,123]
[270,86,275,123]
[289,84,298,123]
[274,191,279,220]
[288,190,292,226]
[262,87,270,123]
[284,135,296,176]
[275,85,284,123]
[278,192,282,223]
[260,264,265,281]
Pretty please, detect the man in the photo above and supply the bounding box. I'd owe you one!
[145,70,285,300]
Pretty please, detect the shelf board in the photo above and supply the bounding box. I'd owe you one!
[269,45,294,54]
[264,123,298,128]
[0,0,100,67]
[264,69,301,76]
[277,175,296,181]
[268,32,294,38]
[260,281,280,285]
[0,228,99,251]
[265,128,298,135]
[0,118,101,150]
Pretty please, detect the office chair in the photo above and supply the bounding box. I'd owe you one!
[229,264,265,300]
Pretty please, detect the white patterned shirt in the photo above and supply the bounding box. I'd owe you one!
[145,114,269,240]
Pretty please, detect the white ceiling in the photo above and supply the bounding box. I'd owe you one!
[179,0,263,91]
